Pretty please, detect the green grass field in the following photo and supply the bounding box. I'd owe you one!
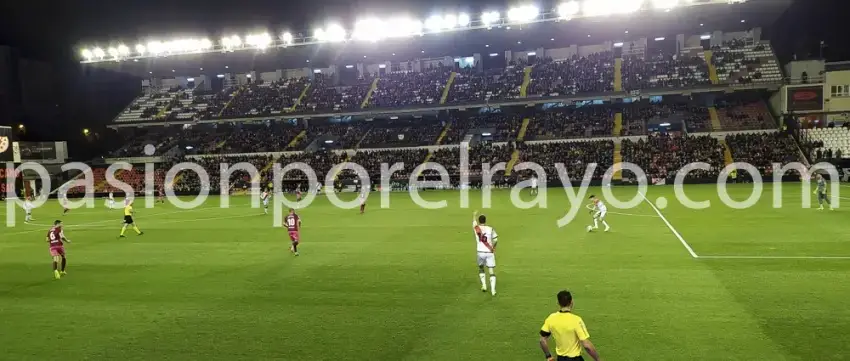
[1,184,849,361]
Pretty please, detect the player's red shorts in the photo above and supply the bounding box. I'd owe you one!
[288,231,300,243]
[49,246,65,257]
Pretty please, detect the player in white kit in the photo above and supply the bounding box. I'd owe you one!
[530,175,539,195]
[24,197,35,223]
[588,195,610,232]
[108,192,115,209]
[472,211,498,296]
[261,190,270,214]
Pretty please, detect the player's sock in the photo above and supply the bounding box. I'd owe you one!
[602,220,610,231]
[53,261,57,271]
[133,225,142,234]
[489,275,497,295]
[120,225,127,236]
[479,272,487,291]
[61,257,66,272]
[63,208,69,214]
[593,219,599,229]
[292,243,298,253]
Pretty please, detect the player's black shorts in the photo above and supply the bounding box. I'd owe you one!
[124,215,134,224]
[818,192,827,201]
[557,356,584,361]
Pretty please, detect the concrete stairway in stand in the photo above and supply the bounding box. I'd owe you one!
[613,112,623,136]
[614,58,623,92]
[290,84,311,112]
[708,107,723,131]
[520,66,533,97]
[612,142,623,181]
[440,72,457,104]
[704,50,719,84]
[517,118,531,141]
[361,78,379,108]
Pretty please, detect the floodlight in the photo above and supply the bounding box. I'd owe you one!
[378,64,387,69]
[316,24,346,42]
[107,47,119,58]
[443,14,458,28]
[199,38,213,50]
[81,48,93,59]
[386,17,423,38]
[135,44,146,55]
[222,35,242,49]
[489,53,499,57]
[313,69,322,74]
[147,41,164,55]
[481,11,500,25]
[282,32,294,44]
[117,44,130,56]
[92,47,105,58]
[655,37,665,41]
[613,42,624,47]
[458,13,471,27]
[217,74,225,78]
[247,33,272,49]
[425,15,444,32]
[346,65,354,69]
[353,18,386,42]
[527,52,536,56]
[659,122,671,127]
[482,132,492,136]
[187,78,195,82]
[507,5,539,23]
[700,34,711,40]
[557,1,580,18]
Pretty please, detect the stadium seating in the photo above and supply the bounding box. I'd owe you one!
[442,114,522,144]
[447,64,524,103]
[725,132,802,176]
[803,127,850,160]
[368,66,452,108]
[715,100,775,131]
[298,73,373,112]
[358,118,444,149]
[527,52,615,97]
[342,149,429,181]
[621,134,725,180]
[622,49,711,90]
[515,140,614,182]
[712,40,784,85]
[524,107,613,140]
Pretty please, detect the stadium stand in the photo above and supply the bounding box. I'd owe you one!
[621,135,726,180]
[447,64,525,103]
[515,140,614,182]
[527,52,615,97]
[357,118,445,149]
[803,127,850,161]
[622,49,712,90]
[712,39,784,85]
[725,132,803,176]
[524,107,614,140]
[368,65,452,108]
[298,73,374,112]
[442,114,522,144]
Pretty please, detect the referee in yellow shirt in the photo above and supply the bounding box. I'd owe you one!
[539,290,602,361]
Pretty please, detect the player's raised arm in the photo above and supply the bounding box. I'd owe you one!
[472,210,479,227]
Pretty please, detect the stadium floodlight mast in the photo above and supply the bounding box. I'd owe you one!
[76,0,743,63]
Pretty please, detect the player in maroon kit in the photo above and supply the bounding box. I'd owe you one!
[157,187,165,204]
[359,192,367,215]
[296,184,303,202]
[285,208,302,256]
[47,220,71,279]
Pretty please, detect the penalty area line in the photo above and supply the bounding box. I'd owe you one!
[638,192,699,259]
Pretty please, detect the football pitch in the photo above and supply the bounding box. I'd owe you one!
[1,183,849,361]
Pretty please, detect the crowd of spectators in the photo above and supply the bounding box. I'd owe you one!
[715,99,773,131]
[298,73,373,112]
[623,102,711,134]
[215,125,303,154]
[425,143,513,178]
[527,52,615,96]
[447,64,524,104]
[725,132,801,177]
[442,114,522,144]
[515,140,614,182]
[369,65,452,108]
[358,118,445,148]
[622,50,711,90]
[620,134,725,181]
[524,107,614,140]
[342,149,429,181]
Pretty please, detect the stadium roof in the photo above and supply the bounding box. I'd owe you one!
[83,0,791,78]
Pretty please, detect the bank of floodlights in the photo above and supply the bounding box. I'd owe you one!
[78,0,741,62]
[507,5,539,23]
[246,33,273,49]
[315,24,347,42]
[557,1,580,19]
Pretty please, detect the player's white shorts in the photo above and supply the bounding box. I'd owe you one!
[477,252,496,268]
[263,199,270,207]
[594,210,607,219]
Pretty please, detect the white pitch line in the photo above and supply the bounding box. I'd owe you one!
[699,255,850,260]
[606,211,661,218]
[638,192,699,258]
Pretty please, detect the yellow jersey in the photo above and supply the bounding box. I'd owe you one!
[124,205,134,217]
[540,311,590,357]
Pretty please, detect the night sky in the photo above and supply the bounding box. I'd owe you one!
[0,0,847,157]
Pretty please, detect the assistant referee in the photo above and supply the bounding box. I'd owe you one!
[539,290,602,361]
